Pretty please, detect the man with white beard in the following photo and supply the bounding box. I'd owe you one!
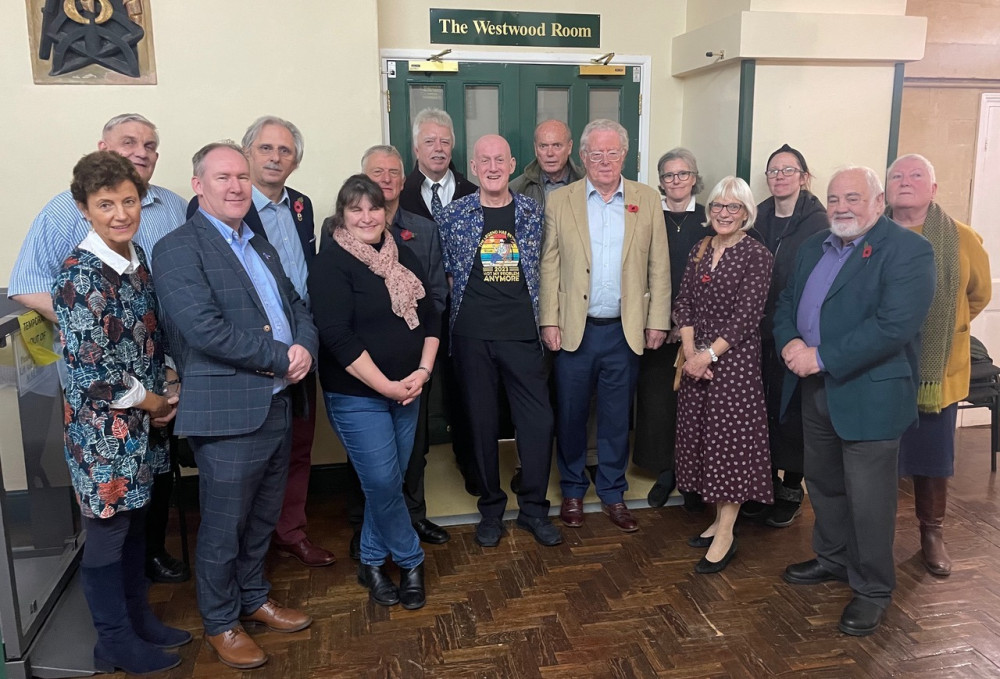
[772,166,935,637]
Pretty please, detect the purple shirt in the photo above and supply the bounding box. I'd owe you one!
[795,232,865,371]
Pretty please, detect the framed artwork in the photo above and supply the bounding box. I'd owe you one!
[24,0,156,85]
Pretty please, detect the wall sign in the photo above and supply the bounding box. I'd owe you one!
[430,9,600,48]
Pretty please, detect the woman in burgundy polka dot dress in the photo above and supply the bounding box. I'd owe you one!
[674,176,774,574]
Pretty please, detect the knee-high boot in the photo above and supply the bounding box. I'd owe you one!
[80,562,181,674]
[122,533,193,648]
[913,475,951,576]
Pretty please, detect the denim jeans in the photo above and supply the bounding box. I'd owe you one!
[324,392,424,569]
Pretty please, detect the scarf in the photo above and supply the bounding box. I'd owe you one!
[333,227,425,330]
[887,202,960,412]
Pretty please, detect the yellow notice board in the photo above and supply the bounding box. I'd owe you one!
[18,311,60,366]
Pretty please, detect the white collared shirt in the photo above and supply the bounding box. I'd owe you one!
[661,194,697,213]
[420,169,456,214]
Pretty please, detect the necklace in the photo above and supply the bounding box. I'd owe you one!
[666,211,687,232]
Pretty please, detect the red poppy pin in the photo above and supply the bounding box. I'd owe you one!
[862,243,872,259]
[701,273,711,283]
[293,198,304,222]
[400,229,415,241]
[626,204,639,213]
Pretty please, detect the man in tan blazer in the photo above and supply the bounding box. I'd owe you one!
[540,119,671,532]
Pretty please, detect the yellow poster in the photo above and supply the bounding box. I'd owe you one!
[18,311,60,366]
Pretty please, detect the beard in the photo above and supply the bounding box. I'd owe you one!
[829,214,870,241]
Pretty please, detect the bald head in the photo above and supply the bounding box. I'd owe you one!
[533,119,573,178]
[470,134,516,204]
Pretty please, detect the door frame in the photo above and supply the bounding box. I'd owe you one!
[379,49,653,183]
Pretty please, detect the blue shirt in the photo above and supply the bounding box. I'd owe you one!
[585,178,625,318]
[252,186,310,306]
[9,185,186,296]
[796,231,866,371]
[202,209,293,393]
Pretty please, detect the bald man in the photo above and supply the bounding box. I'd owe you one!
[436,134,562,549]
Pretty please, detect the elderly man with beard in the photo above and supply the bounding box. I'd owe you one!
[774,166,935,636]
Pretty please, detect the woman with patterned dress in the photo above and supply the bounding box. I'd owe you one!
[674,176,774,574]
[52,151,189,675]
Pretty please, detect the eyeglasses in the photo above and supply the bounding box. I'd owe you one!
[709,202,744,214]
[586,150,624,163]
[765,167,803,178]
[660,171,693,183]
[368,168,402,179]
[254,143,295,159]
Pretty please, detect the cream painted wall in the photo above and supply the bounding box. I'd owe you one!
[750,64,897,204]
[376,0,688,181]
[1,0,383,287]
[678,62,742,192]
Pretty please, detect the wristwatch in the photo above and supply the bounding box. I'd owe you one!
[707,347,719,362]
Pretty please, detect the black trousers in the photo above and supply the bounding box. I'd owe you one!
[632,342,680,474]
[451,336,553,519]
[800,376,899,609]
[762,338,805,476]
[144,471,173,558]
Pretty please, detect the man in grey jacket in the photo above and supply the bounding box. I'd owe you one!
[509,120,584,209]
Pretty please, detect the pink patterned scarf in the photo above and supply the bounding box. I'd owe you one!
[333,227,425,329]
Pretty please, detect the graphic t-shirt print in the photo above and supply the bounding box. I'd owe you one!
[480,229,521,284]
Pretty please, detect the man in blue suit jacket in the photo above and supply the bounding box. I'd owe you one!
[153,142,318,669]
[773,166,935,637]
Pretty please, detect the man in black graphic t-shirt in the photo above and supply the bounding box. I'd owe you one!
[436,134,562,549]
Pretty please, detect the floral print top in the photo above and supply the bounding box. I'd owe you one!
[52,246,168,518]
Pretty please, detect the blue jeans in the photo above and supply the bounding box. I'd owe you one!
[324,392,424,569]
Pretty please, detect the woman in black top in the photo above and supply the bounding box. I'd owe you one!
[744,144,829,527]
[309,175,440,610]
[635,148,714,508]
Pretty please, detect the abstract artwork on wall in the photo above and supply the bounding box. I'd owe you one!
[25,0,156,85]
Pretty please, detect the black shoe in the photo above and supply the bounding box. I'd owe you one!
[475,517,505,547]
[838,598,885,636]
[349,531,361,561]
[682,491,705,513]
[695,539,737,574]
[357,564,399,606]
[515,514,563,546]
[765,485,803,528]
[146,552,190,584]
[783,558,847,585]
[647,471,676,508]
[413,519,450,545]
[739,500,771,521]
[687,534,713,548]
[510,468,523,495]
[398,563,426,610]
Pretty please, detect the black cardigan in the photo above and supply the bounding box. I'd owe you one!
[308,232,441,398]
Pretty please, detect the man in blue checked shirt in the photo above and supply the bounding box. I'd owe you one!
[8,113,191,585]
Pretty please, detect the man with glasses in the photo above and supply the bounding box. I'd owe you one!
[539,119,671,532]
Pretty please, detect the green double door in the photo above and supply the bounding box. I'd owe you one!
[386,60,642,180]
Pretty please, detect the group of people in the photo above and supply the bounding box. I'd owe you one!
[8,107,991,672]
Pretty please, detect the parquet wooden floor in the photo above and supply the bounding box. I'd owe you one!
[135,427,1000,678]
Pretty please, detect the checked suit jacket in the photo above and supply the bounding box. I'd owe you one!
[152,210,318,437]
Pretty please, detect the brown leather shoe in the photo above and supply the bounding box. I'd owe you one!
[240,598,312,633]
[274,537,337,567]
[204,625,267,669]
[560,497,584,527]
[602,502,638,532]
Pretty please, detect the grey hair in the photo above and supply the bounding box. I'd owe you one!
[411,108,455,148]
[102,113,159,146]
[580,119,629,155]
[704,176,757,231]
[657,147,704,196]
[241,115,304,164]
[192,140,245,177]
[887,153,936,184]
[830,165,884,197]
[361,144,404,170]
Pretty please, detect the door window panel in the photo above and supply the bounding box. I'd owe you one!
[409,85,445,127]
[588,89,621,123]
[536,88,570,125]
[464,85,500,181]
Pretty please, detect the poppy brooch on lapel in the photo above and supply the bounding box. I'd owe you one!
[626,204,639,213]
[293,198,305,222]
[401,229,415,241]
[862,243,872,259]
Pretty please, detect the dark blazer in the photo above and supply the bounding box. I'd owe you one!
[187,186,316,264]
[772,215,935,441]
[152,211,319,437]
[399,163,477,222]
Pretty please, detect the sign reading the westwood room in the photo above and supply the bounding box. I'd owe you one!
[430,9,600,48]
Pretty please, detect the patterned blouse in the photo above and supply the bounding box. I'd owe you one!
[52,245,168,519]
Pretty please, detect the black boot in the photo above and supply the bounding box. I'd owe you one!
[122,535,192,648]
[80,563,181,674]
[398,563,426,610]
[765,484,803,528]
[357,564,399,606]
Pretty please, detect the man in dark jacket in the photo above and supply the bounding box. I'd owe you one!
[509,119,584,210]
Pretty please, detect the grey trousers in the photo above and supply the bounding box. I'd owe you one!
[800,376,899,609]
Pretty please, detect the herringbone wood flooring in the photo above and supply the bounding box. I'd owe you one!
[136,427,1000,678]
